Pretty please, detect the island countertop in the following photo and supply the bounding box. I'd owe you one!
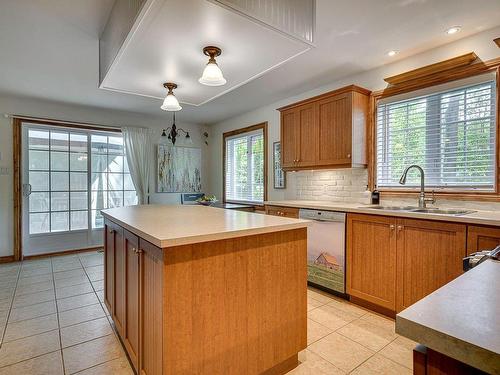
[396,259,500,374]
[101,204,310,248]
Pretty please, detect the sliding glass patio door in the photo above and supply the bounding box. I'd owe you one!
[21,122,136,256]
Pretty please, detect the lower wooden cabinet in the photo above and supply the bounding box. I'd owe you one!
[124,230,140,371]
[265,205,299,218]
[347,214,397,310]
[395,219,466,312]
[104,218,163,375]
[138,239,163,375]
[466,225,500,255]
[347,213,467,313]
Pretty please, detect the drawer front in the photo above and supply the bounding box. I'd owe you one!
[265,205,299,219]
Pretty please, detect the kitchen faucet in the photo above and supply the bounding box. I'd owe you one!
[399,165,435,208]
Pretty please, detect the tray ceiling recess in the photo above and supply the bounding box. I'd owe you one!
[99,0,315,108]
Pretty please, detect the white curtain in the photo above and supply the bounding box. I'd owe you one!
[122,127,153,205]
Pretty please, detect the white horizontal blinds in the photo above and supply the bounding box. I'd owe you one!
[225,129,264,203]
[376,77,496,190]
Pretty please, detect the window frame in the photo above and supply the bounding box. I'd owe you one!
[223,122,268,205]
[368,60,500,201]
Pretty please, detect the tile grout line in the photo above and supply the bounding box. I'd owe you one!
[0,348,62,371]
[0,263,22,349]
[50,256,67,375]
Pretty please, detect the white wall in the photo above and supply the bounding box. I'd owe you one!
[206,26,500,201]
[0,94,206,257]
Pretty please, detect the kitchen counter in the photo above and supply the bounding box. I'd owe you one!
[102,204,309,248]
[265,200,500,227]
[396,259,500,374]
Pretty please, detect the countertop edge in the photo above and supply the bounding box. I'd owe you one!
[265,200,500,227]
[102,210,310,248]
[396,315,500,374]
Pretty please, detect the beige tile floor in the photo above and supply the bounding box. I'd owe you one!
[0,251,416,374]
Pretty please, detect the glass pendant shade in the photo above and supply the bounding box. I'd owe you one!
[199,62,226,86]
[161,92,182,111]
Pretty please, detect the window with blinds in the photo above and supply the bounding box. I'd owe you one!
[376,76,497,190]
[225,128,265,204]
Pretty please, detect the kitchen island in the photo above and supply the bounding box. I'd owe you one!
[396,259,500,374]
[101,205,309,375]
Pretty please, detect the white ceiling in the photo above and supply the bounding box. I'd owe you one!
[1,0,500,125]
[100,0,309,106]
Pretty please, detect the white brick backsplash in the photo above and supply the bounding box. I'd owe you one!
[287,167,500,210]
[289,168,369,203]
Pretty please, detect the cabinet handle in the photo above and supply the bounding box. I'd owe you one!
[108,229,114,234]
[347,154,351,158]
[132,247,137,253]
[390,224,395,231]
[397,225,403,232]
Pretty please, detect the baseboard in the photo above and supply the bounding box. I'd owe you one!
[23,246,103,260]
[349,296,396,319]
[0,255,15,264]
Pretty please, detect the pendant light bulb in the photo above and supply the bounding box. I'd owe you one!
[161,82,182,111]
[199,46,226,86]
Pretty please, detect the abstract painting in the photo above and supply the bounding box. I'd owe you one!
[157,145,202,193]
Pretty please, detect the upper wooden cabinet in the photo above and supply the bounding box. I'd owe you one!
[278,85,370,170]
[281,103,318,168]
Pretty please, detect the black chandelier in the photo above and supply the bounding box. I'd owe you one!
[161,112,191,145]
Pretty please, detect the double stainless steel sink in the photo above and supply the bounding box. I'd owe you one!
[366,206,475,216]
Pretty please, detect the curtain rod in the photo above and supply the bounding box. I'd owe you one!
[3,113,122,132]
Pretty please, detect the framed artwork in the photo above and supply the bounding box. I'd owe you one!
[273,141,286,189]
[157,145,202,193]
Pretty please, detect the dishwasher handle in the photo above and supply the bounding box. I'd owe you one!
[299,209,346,222]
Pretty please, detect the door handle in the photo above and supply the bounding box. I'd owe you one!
[22,183,32,197]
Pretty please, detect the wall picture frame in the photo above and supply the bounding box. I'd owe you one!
[273,141,286,189]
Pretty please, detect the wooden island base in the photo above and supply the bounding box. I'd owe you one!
[104,218,307,375]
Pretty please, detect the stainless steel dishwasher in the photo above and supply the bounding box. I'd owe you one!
[299,209,346,295]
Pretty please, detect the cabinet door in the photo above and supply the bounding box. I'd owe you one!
[281,109,299,168]
[296,103,318,167]
[396,219,466,312]
[104,220,115,315]
[124,230,140,372]
[139,239,164,375]
[347,214,397,310]
[317,93,352,166]
[467,225,500,255]
[113,225,126,337]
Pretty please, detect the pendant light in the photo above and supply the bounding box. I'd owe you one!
[161,113,193,145]
[161,82,182,111]
[198,46,227,86]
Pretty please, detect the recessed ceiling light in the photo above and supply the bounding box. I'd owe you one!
[446,26,461,35]
[387,50,397,57]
